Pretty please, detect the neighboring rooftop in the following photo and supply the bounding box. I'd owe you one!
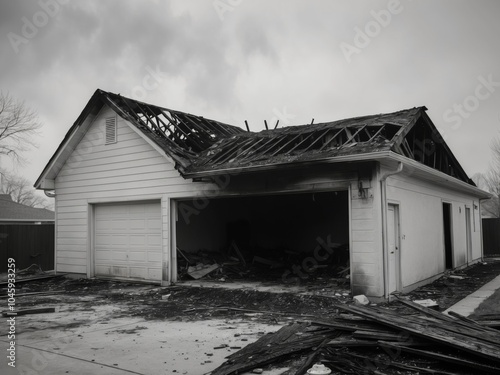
[0,194,54,222]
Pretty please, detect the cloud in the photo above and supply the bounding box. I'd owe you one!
[1,0,500,183]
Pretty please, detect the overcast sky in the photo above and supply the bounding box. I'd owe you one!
[1,0,500,193]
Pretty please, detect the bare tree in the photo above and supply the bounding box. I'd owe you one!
[0,92,41,163]
[0,169,53,210]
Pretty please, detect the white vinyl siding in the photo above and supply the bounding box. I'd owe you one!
[350,179,383,297]
[54,105,216,277]
[386,171,483,290]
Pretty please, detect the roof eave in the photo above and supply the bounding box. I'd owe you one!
[182,151,490,198]
[34,89,106,189]
[0,218,55,222]
[182,151,395,179]
[385,152,491,199]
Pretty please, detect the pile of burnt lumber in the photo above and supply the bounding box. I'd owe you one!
[472,313,500,329]
[210,300,500,375]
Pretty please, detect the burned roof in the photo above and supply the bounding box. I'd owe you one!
[100,90,472,183]
[187,108,422,175]
[35,89,473,188]
[99,90,245,169]
[183,106,471,185]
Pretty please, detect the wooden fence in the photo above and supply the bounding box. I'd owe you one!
[482,218,500,257]
[0,223,54,273]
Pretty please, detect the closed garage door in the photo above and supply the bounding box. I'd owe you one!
[94,201,162,282]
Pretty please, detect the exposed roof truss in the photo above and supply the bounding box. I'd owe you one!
[195,123,402,167]
[101,91,244,159]
[396,114,470,183]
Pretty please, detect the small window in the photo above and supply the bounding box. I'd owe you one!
[105,117,117,145]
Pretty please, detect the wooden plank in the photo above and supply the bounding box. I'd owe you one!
[352,329,402,341]
[338,304,500,364]
[0,291,65,299]
[399,300,500,342]
[0,274,63,287]
[3,307,55,317]
[379,341,500,373]
[447,311,500,334]
[212,327,338,375]
[186,264,219,280]
[229,241,246,266]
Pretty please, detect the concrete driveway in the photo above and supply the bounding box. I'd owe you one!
[1,302,283,375]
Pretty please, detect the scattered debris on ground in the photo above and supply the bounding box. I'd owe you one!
[212,299,500,375]
[2,307,55,317]
[176,242,350,287]
[1,260,499,373]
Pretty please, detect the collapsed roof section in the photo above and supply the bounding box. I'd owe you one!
[100,91,245,169]
[102,90,471,184]
[187,108,418,175]
[35,89,474,189]
[184,107,472,184]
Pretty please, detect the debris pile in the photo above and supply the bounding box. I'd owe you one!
[211,299,500,375]
[177,242,350,286]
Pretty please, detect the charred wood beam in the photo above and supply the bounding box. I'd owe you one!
[319,128,347,151]
[171,112,214,146]
[379,341,500,374]
[268,132,306,156]
[229,137,268,160]
[302,128,334,152]
[287,131,320,153]
[343,125,367,145]
[367,125,386,142]
[338,304,500,364]
[206,140,249,165]
[163,111,212,151]
[243,135,285,158]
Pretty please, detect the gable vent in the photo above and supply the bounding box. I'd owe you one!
[105,117,117,145]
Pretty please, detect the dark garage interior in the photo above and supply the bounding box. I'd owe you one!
[175,190,350,285]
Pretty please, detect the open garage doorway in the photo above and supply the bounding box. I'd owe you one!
[173,190,350,290]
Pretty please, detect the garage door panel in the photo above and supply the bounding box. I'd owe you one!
[94,201,161,282]
[147,218,161,229]
[111,251,129,261]
[147,235,162,246]
[94,251,111,261]
[129,219,146,229]
[148,269,162,280]
[148,252,162,262]
[129,235,147,246]
[128,251,148,262]
[129,267,148,279]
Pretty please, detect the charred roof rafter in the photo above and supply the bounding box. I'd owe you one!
[101,91,244,158]
[194,122,403,168]
[94,91,473,185]
[395,115,471,183]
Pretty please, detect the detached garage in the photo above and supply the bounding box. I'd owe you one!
[35,89,489,300]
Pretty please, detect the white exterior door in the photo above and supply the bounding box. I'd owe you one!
[94,201,162,282]
[387,204,401,294]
